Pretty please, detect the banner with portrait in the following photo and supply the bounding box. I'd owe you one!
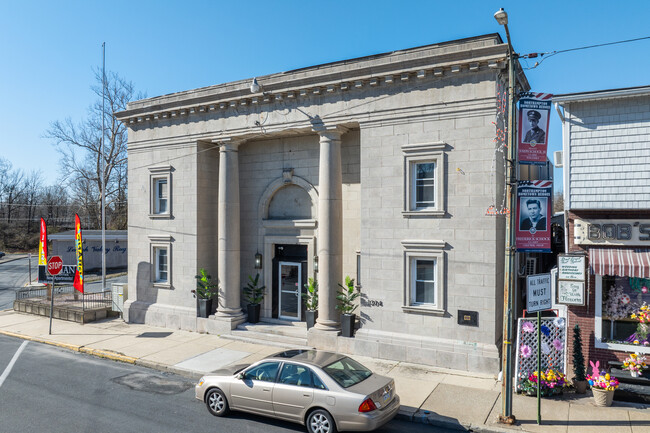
[516,180,552,252]
[518,93,552,165]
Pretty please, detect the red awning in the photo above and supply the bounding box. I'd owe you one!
[589,248,650,278]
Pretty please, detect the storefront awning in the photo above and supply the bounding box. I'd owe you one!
[589,248,650,278]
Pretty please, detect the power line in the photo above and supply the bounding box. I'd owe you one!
[522,35,650,69]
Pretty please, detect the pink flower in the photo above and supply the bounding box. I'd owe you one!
[643,286,648,294]
[552,339,563,351]
[521,345,532,358]
[522,322,534,333]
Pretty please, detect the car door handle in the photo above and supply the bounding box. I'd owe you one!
[263,388,271,392]
[303,394,310,397]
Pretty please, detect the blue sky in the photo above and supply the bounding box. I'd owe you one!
[2,0,650,191]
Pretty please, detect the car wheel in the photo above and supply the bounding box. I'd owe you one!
[306,409,337,433]
[206,388,230,417]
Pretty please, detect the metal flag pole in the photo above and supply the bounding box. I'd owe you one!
[101,42,106,292]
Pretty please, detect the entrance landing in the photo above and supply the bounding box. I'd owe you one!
[224,319,311,349]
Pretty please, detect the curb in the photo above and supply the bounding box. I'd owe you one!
[0,255,30,265]
[0,329,137,365]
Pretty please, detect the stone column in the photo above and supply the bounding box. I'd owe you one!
[214,138,245,325]
[315,126,347,333]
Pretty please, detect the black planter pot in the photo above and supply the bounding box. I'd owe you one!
[341,313,355,338]
[247,303,261,324]
[197,298,212,318]
[306,310,318,330]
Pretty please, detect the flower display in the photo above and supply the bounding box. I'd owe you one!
[586,371,619,390]
[522,321,534,333]
[629,303,650,345]
[522,369,569,396]
[623,353,648,374]
[605,285,637,321]
[552,339,563,352]
[521,344,532,358]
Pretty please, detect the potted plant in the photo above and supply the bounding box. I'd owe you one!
[623,353,648,378]
[336,276,360,338]
[572,324,588,393]
[193,268,218,318]
[302,277,318,329]
[243,273,266,324]
[587,364,619,407]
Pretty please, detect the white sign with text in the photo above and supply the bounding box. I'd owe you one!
[527,273,552,313]
[558,254,585,281]
[557,281,585,306]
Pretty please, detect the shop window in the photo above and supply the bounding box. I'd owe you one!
[597,275,650,352]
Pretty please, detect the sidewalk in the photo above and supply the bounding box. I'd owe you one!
[0,309,648,433]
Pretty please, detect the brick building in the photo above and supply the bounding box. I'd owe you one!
[116,34,530,373]
[555,86,650,371]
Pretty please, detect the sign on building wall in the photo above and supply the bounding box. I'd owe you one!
[518,93,553,165]
[516,180,552,252]
[557,281,585,306]
[558,254,585,281]
[574,219,650,246]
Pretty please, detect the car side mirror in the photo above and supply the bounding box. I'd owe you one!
[236,372,245,380]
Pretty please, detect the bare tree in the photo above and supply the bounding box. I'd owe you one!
[1,162,26,224]
[22,170,43,232]
[46,70,141,229]
[553,191,565,214]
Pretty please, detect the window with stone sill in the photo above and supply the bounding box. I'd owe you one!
[402,142,446,217]
[402,240,446,315]
[149,234,172,288]
[149,165,172,218]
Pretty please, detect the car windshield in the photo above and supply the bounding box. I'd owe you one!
[322,356,372,388]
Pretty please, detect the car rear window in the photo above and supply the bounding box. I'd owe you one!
[322,357,372,388]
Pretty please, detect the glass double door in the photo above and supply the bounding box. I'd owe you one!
[279,261,302,321]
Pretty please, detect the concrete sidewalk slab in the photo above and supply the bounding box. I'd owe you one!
[567,402,633,433]
[628,410,650,433]
[487,394,570,433]
[420,383,500,427]
[174,347,251,373]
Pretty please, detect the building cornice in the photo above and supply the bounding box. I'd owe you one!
[115,35,511,125]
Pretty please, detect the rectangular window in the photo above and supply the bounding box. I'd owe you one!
[402,240,445,314]
[155,247,168,283]
[402,142,446,217]
[414,162,435,209]
[413,259,436,304]
[155,179,168,214]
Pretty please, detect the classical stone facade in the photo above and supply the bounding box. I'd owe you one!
[116,34,529,373]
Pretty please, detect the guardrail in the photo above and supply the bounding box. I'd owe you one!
[15,285,111,310]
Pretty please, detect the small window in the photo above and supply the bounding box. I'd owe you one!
[155,247,168,283]
[402,142,446,217]
[155,179,168,214]
[402,240,446,314]
[412,259,436,305]
[149,165,172,219]
[413,162,435,209]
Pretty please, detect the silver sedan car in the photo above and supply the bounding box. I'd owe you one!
[195,349,400,433]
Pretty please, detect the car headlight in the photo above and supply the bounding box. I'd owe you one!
[197,377,205,387]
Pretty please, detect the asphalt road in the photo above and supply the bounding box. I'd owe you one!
[0,256,37,311]
[0,334,452,433]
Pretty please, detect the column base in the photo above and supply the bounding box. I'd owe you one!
[314,318,340,332]
[211,310,246,331]
[308,326,340,350]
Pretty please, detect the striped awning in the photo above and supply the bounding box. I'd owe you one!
[589,248,650,278]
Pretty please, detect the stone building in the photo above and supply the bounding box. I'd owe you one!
[555,86,650,368]
[116,34,529,373]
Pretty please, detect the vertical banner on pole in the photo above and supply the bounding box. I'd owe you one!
[516,181,553,252]
[73,214,84,294]
[38,218,48,283]
[518,93,552,165]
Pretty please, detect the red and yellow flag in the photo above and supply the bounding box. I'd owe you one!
[39,217,47,266]
[73,214,84,293]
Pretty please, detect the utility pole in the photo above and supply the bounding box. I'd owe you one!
[494,8,518,425]
[101,42,107,292]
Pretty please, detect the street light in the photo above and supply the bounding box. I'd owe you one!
[495,7,518,425]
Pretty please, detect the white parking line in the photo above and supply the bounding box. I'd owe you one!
[0,341,28,388]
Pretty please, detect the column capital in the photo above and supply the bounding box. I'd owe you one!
[312,124,349,141]
[211,137,246,151]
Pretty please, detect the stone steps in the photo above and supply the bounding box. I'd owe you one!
[221,320,312,350]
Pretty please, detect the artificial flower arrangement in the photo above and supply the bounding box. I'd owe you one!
[623,353,648,376]
[629,303,650,346]
[521,368,569,397]
[586,371,619,391]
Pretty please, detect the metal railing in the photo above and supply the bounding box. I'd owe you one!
[15,285,111,310]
